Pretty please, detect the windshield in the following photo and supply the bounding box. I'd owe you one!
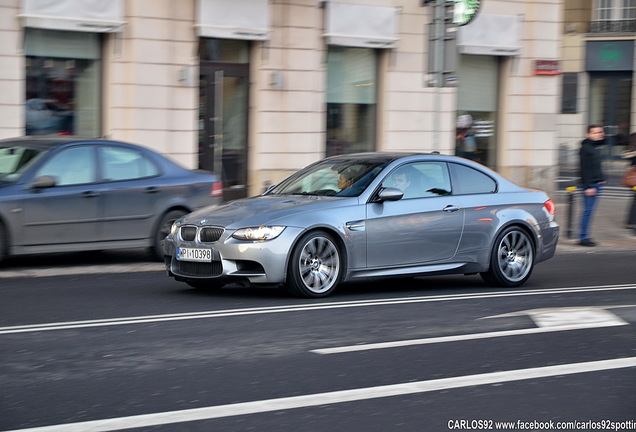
[267,158,388,197]
[0,145,48,183]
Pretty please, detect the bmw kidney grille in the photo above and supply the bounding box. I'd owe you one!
[179,226,224,243]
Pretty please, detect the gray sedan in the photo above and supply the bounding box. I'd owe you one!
[0,136,221,263]
[164,153,559,297]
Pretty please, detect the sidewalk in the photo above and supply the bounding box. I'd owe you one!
[555,189,636,252]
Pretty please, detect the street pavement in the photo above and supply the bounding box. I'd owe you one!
[555,186,636,252]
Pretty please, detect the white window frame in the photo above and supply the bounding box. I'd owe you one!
[593,0,636,21]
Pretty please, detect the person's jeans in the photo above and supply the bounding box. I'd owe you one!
[579,184,602,240]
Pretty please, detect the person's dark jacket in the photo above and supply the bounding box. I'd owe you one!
[579,138,605,189]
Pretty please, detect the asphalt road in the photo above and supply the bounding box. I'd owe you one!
[1,249,635,432]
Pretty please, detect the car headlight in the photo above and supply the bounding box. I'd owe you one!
[170,218,184,236]
[232,226,285,241]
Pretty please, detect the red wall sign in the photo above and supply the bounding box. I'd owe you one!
[534,60,561,75]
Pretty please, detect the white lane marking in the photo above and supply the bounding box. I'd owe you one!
[1,284,635,335]
[485,306,633,328]
[311,322,628,355]
[312,306,633,355]
[5,357,636,432]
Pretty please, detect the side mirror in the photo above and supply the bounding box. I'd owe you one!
[262,183,278,195]
[30,175,56,190]
[375,187,404,202]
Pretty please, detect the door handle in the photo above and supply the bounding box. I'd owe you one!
[82,191,100,198]
[145,186,159,194]
[443,204,460,213]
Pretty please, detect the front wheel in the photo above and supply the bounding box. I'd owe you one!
[285,231,342,298]
[480,226,535,287]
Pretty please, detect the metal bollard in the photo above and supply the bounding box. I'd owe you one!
[565,186,578,239]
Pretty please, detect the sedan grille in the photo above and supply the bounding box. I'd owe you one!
[179,226,224,243]
[177,260,223,277]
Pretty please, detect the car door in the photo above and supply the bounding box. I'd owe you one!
[21,145,99,247]
[446,161,499,251]
[365,162,464,268]
[97,145,161,242]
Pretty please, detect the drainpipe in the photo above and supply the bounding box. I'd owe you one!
[432,0,445,152]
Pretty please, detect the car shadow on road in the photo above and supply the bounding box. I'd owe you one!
[174,275,495,301]
[0,248,157,270]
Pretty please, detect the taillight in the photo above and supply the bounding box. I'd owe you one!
[210,181,223,197]
[544,199,556,215]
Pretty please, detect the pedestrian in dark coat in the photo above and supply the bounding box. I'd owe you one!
[578,125,606,246]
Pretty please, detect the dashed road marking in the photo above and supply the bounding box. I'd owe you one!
[1,284,635,335]
[5,357,636,432]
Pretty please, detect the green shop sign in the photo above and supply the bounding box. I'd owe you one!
[585,40,634,72]
[451,0,481,26]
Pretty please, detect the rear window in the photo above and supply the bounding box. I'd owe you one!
[100,146,160,181]
[449,163,497,195]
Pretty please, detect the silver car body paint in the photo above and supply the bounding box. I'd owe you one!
[164,153,559,294]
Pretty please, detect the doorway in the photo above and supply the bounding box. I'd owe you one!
[456,54,500,168]
[199,62,249,201]
[589,72,632,157]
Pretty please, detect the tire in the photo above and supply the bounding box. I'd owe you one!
[151,209,187,261]
[285,230,342,298]
[480,226,535,287]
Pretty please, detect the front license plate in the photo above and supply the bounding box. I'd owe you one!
[176,247,212,262]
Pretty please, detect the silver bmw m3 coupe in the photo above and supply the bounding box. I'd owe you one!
[164,153,559,297]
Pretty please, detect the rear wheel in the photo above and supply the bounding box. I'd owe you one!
[151,210,187,261]
[481,226,535,287]
[285,231,342,298]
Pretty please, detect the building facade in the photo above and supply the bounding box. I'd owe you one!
[1,0,564,198]
[560,0,636,161]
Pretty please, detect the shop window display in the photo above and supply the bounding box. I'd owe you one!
[24,29,101,137]
[326,47,377,156]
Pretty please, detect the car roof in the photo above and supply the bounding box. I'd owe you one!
[0,136,140,150]
[323,152,439,164]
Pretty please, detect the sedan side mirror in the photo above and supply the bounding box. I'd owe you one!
[374,187,404,202]
[30,175,56,190]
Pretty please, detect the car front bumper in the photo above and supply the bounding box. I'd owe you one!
[164,226,306,285]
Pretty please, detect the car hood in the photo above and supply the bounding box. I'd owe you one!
[182,194,355,228]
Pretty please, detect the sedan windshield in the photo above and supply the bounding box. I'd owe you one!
[0,145,47,183]
[267,158,388,197]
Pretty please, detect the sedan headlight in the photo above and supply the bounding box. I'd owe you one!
[232,226,285,241]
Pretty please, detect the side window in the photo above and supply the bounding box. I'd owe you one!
[381,162,451,199]
[449,163,497,195]
[100,146,159,181]
[36,146,96,186]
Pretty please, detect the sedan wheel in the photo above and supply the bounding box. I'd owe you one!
[481,226,535,287]
[286,231,342,298]
[151,210,187,261]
